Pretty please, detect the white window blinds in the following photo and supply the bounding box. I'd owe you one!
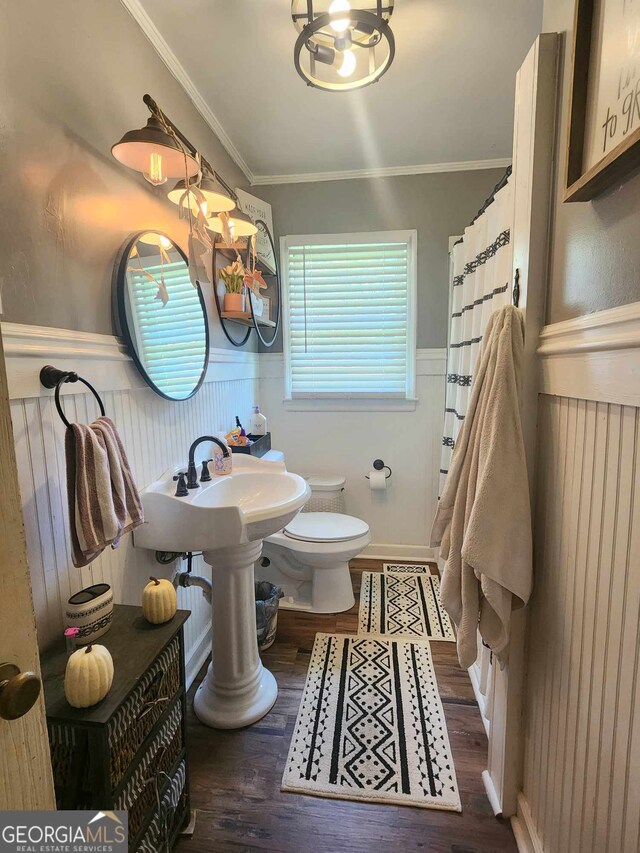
[127,259,207,399]
[282,231,417,399]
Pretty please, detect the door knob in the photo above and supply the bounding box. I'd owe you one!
[0,662,42,720]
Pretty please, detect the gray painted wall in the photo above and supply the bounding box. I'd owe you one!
[256,170,505,351]
[0,0,249,348]
[543,0,640,323]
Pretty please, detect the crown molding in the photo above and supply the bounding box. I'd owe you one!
[119,0,254,183]
[250,158,512,186]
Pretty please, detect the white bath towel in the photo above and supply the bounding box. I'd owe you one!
[431,306,532,668]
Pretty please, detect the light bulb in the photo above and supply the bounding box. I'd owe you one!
[143,151,167,186]
[328,0,350,33]
[159,235,171,249]
[200,200,208,217]
[337,48,356,77]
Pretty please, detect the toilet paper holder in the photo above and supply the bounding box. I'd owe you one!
[365,459,392,480]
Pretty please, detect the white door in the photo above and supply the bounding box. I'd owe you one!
[482,32,559,817]
[0,327,55,809]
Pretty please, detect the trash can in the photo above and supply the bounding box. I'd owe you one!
[255,581,283,651]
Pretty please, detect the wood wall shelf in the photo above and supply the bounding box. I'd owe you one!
[220,311,276,328]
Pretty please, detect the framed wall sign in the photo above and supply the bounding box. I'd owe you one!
[565,0,640,202]
[235,188,277,273]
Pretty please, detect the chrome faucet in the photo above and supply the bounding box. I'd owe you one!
[186,435,230,489]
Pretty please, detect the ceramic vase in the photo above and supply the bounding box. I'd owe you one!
[66,583,113,645]
[224,292,245,312]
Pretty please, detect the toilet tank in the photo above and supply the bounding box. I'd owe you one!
[302,475,346,514]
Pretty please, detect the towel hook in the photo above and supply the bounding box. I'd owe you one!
[365,459,392,480]
[40,365,106,429]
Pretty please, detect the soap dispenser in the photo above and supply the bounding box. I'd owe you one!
[249,405,267,436]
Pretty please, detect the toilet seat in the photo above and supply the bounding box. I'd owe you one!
[283,512,369,543]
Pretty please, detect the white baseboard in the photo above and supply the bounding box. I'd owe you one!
[361,543,434,562]
[510,793,544,853]
[185,624,212,690]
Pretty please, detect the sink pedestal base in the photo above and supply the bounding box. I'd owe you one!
[194,540,277,729]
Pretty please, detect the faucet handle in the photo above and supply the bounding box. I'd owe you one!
[200,459,214,482]
[173,471,189,497]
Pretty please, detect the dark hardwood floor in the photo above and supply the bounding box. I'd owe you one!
[176,560,518,853]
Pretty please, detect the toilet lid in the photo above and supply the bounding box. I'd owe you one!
[283,512,369,543]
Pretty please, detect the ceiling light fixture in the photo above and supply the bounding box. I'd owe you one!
[291,0,395,92]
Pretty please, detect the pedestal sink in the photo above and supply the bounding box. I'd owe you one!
[134,454,310,728]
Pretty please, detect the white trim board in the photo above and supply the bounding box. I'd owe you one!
[1,322,259,399]
[510,794,544,853]
[251,158,512,186]
[361,543,434,562]
[538,300,640,406]
[259,350,447,380]
[118,0,254,183]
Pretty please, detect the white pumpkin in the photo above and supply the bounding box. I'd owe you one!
[142,576,177,625]
[64,644,114,709]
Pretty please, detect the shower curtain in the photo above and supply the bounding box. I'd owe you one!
[438,172,514,730]
[439,174,514,497]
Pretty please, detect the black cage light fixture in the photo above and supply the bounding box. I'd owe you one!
[292,0,394,92]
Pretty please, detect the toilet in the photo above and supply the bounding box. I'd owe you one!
[255,452,371,613]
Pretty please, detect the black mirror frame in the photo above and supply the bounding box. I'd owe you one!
[112,230,210,402]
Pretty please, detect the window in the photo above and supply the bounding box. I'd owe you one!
[281,231,417,403]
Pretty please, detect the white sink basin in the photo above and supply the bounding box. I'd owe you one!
[133,451,310,731]
[134,454,310,552]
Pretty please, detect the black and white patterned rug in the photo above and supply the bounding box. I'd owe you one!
[282,633,460,811]
[358,571,455,641]
[384,563,430,575]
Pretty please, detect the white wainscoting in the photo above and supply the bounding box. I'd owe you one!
[511,301,640,853]
[3,322,259,687]
[259,349,446,561]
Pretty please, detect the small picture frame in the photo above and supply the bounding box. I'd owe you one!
[565,0,640,202]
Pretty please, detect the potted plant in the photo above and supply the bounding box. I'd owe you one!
[219,260,246,312]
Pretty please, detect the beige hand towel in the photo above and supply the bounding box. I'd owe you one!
[65,416,143,568]
[431,306,532,668]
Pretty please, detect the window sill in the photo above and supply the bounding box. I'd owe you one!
[283,397,418,412]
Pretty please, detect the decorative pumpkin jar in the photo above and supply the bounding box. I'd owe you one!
[142,576,177,625]
[64,644,114,709]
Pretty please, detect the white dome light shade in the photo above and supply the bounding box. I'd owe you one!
[167,176,235,216]
[137,231,173,248]
[207,208,258,239]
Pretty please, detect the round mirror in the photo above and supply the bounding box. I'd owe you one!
[114,231,209,400]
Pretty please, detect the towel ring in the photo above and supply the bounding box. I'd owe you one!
[40,365,106,429]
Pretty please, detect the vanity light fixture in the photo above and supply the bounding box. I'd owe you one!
[112,94,256,236]
[291,0,395,92]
